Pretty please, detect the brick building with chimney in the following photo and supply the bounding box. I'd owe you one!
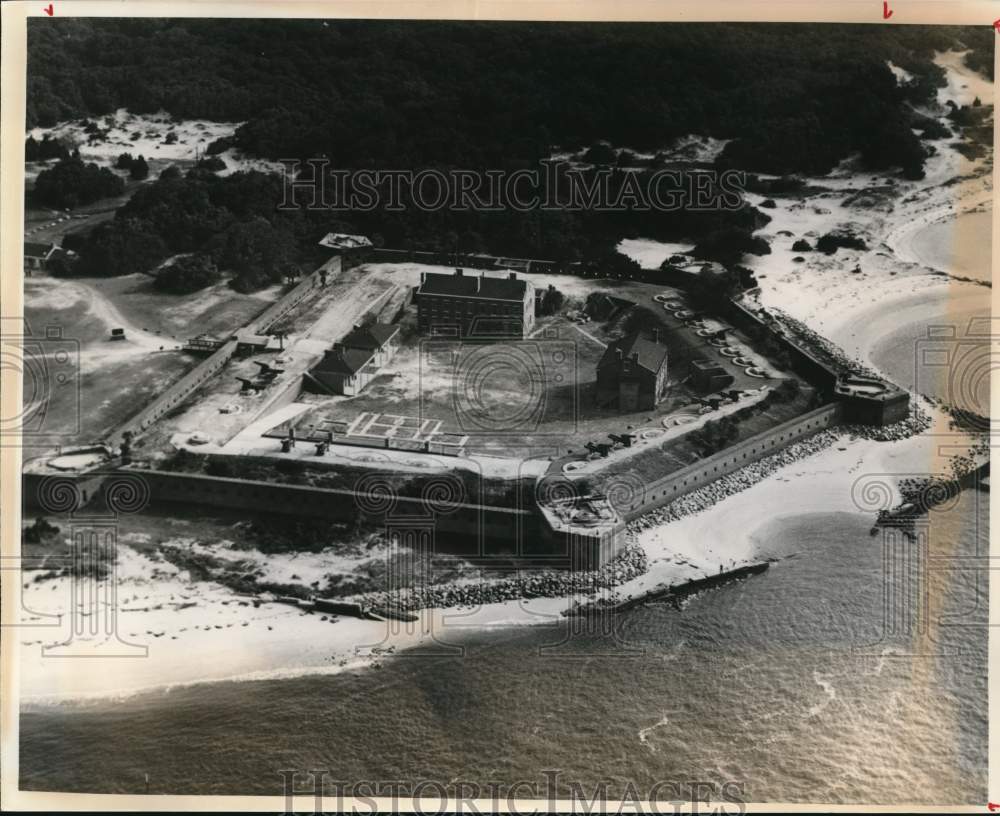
[596,330,669,412]
[414,269,535,338]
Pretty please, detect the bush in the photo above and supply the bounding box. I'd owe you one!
[47,251,79,277]
[196,155,226,172]
[154,253,220,294]
[25,135,71,162]
[691,228,771,266]
[61,231,88,252]
[32,157,125,209]
[129,155,150,180]
[816,230,867,255]
[205,135,235,155]
[76,217,168,276]
[791,239,812,252]
[538,284,565,316]
[213,217,296,292]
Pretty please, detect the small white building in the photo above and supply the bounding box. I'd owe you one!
[307,322,401,396]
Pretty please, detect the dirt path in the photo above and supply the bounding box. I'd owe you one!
[29,276,175,356]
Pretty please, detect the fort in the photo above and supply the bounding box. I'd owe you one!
[23,244,911,571]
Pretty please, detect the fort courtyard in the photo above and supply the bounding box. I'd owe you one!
[257,269,816,477]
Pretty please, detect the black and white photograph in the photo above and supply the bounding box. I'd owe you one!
[1,2,994,811]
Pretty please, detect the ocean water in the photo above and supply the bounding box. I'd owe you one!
[909,209,992,284]
[870,295,990,411]
[20,497,987,804]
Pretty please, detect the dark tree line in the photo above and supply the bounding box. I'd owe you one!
[64,164,775,287]
[29,19,994,290]
[68,169,315,290]
[31,156,124,209]
[25,135,71,161]
[115,152,150,180]
[25,19,994,177]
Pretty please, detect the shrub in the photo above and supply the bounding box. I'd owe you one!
[25,135,71,162]
[213,217,296,292]
[154,253,220,294]
[538,284,565,316]
[791,239,812,252]
[815,231,867,255]
[32,157,125,209]
[76,217,168,276]
[196,155,226,173]
[691,228,771,266]
[129,155,150,180]
[206,135,235,155]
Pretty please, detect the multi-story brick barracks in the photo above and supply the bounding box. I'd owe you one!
[414,269,536,338]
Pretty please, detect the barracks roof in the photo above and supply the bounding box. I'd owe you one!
[416,271,529,302]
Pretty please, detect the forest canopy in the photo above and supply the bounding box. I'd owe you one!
[26,20,994,177]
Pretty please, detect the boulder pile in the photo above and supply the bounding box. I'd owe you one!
[628,429,842,532]
[362,538,648,612]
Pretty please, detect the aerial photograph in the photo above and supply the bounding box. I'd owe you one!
[7,13,993,810]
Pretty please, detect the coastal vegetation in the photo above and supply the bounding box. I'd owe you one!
[31,155,124,208]
[27,20,992,178]
[56,163,772,289]
[24,134,71,161]
[816,230,869,255]
[153,253,220,294]
[31,21,992,284]
[158,448,533,507]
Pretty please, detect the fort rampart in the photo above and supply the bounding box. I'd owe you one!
[616,403,844,521]
[23,468,623,569]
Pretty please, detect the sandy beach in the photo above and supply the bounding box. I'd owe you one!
[748,52,992,367]
[19,397,979,702]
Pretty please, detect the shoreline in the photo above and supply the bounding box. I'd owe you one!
[19,248,990,704]
[19,58,994,704]
[19,399,985,704]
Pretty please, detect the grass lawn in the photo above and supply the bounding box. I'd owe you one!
[594,387,820,484]
[83,274,281,339]
[23,351,195,449]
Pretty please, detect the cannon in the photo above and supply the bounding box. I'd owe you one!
[253,360,285,379]
[694,395,724,410]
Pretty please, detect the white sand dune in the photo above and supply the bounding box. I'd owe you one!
[28,108,283,177]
